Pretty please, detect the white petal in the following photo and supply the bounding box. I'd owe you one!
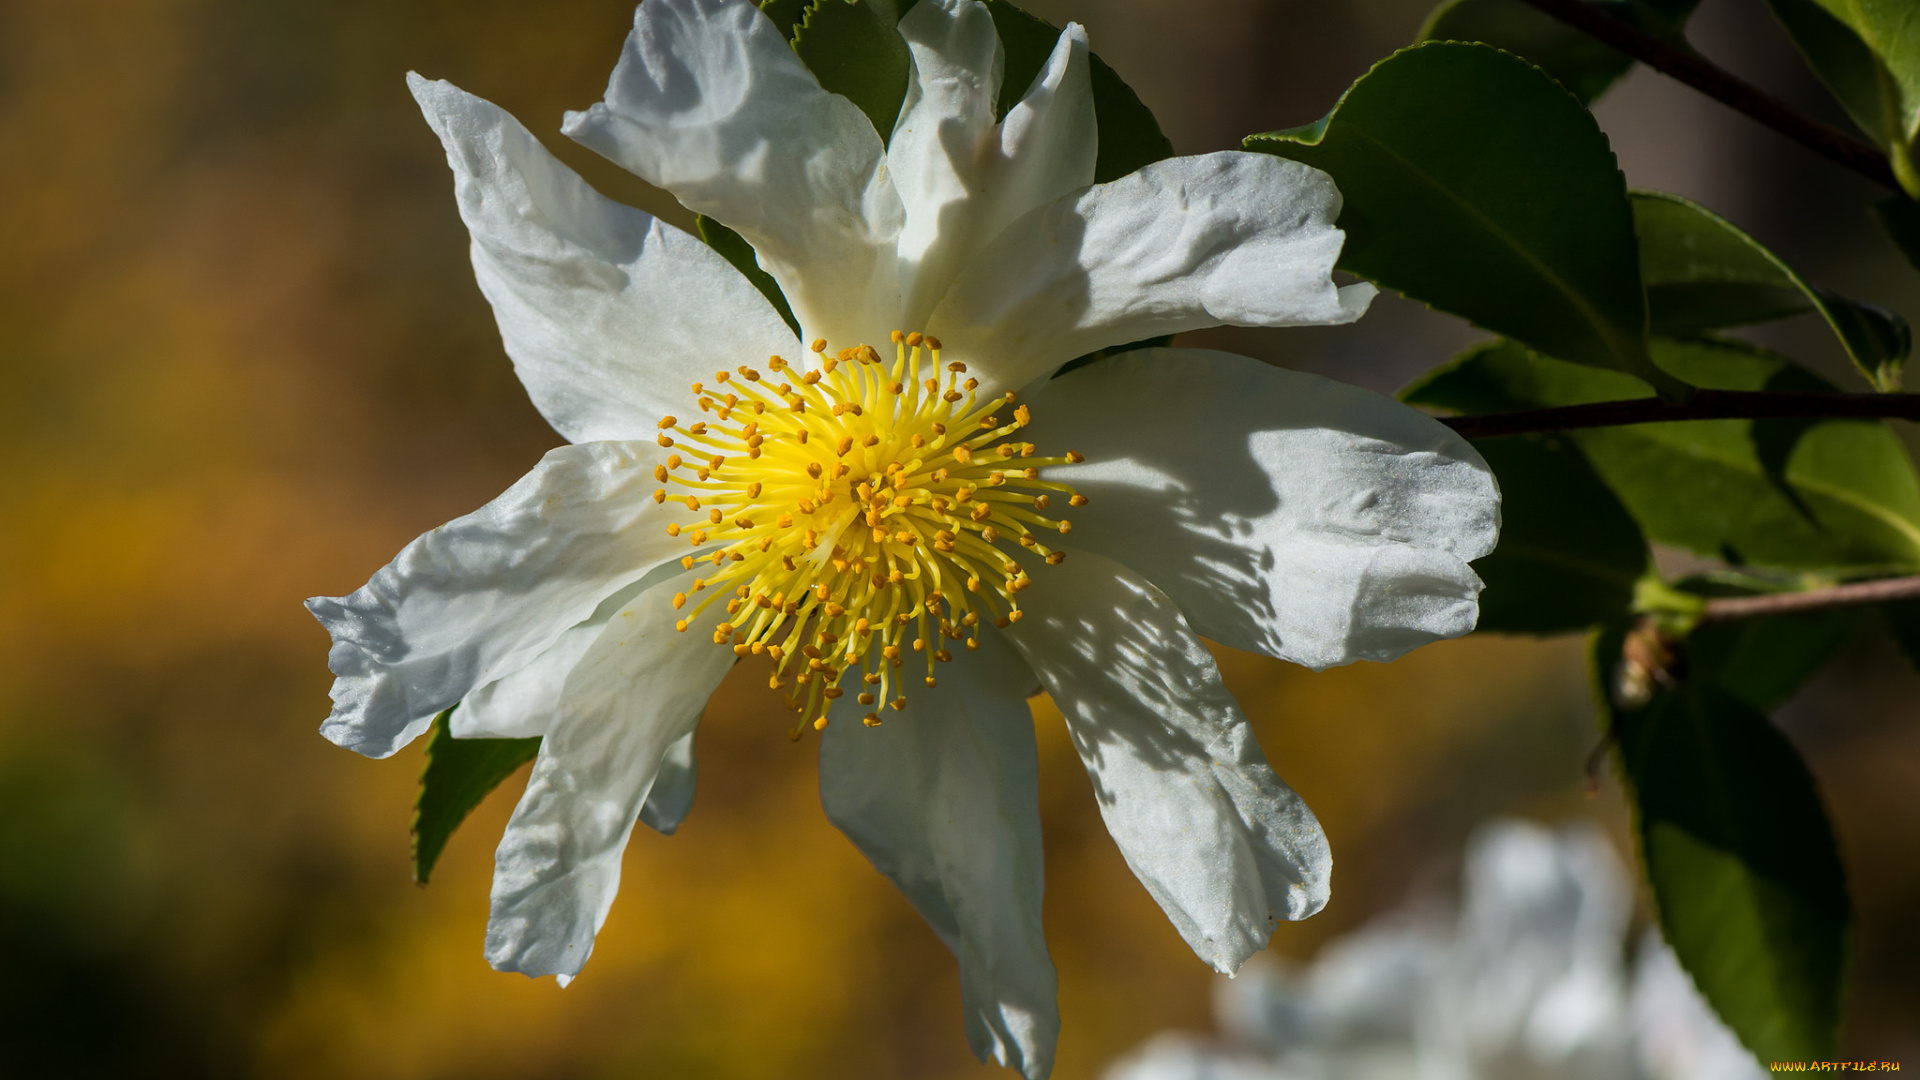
[306,442,679,759]
[637,730,698,836]
[484,575,732,979]
[930,153,1373,392]
[457,579,700,836]
[888,4,1097,330]
[980,20,1097,250]
[1442,821,1634,1072]
[409,73,797,444]
[1000,550,1329,974]
[1103,1034,1276,1080]
[889,0,1004,326]
[455,572,662,739]
[1028,349,1499,669]
[562,0,903,348]
[819,629,1058,1079]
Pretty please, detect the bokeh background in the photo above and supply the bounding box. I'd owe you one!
[1,0,1915,1076]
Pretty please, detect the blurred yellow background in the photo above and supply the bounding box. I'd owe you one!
[1,0,1915,1076]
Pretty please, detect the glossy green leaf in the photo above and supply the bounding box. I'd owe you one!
[1873,193,1920,274]
[794,0,918,143]
[1635,190,1911,390]
[1591,628,1849,1063]
[698,215,800,338]
[759,0,811,39]
[1246,43,1682,394]
[1407,337,1920,572]
[1764,0,1920,194]
[1683,604,1858,710]
[1464,434,1651,633]
[983,1,1172,183]
[412,710,540,885]
[1416,0,1698,105]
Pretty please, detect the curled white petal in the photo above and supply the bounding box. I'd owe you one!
[306,442,680,759]
[562,0,902,348]
[410,73,797,443]
[1001,550,1330,973]
[890,2,1097,329]
[484,575,733,980]
[820,629,1058,1079]
[1030,349,1499,669]
[932,152,1373,391]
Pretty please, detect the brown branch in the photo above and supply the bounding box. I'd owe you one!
[1439,389,1920,439]
[1699,575,1920,621]
[1512,0,1901,192]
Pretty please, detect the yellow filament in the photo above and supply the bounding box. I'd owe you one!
[656,333,1082,736]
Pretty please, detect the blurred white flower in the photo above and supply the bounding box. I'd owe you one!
[307,0,1499,1075]
[1104,820,1768,1080]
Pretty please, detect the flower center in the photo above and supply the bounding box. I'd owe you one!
[653,332,1084,738]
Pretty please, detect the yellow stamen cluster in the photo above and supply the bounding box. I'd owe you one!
[654,332,1086,739]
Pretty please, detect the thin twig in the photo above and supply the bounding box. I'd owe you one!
[1438,389,1920,439]
[1699,575,1920,621]
[1511,0,1901,192]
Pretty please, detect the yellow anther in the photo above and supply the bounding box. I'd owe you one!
[810,338,828,352]
[653,330,1081,735]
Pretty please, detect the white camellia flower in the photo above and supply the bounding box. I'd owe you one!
[1103,820,1769,1080]
[307,0,1499,1075]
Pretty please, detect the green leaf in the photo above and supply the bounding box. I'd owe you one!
[1634,190,1911,390]
[1465,434,1651,633]
[1684,604,1858,710]
[1245,43,1682,395]
[1764,0,1920,195]
[793,0,917,144]
[1415,0,1699,105]
[983,1,1173,183]
[1592,629,1850,1063]
[412,710,540,885]
[759,0,811,39]
[1407,337,1920,572]
[1873,193,1920,275]
[698,215,800,338]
